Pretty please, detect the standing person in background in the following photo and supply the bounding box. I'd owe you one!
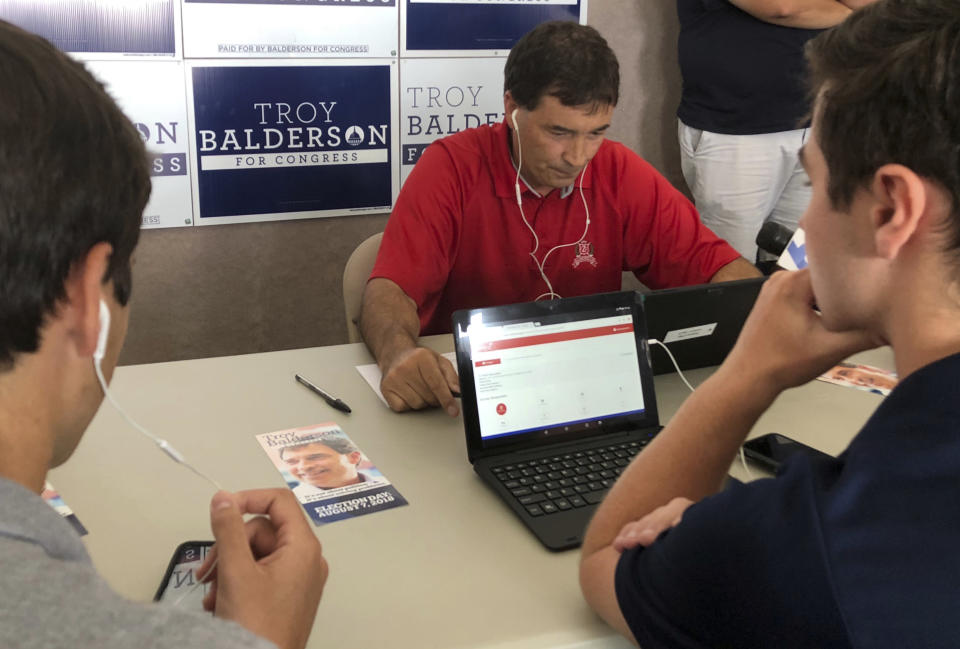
[676,0,875,262]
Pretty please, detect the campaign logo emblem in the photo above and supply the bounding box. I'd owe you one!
[191,65,393,220]
[345,126,365,146]
[572,240,597,268]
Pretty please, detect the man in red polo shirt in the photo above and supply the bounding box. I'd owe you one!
[360,21,759,416]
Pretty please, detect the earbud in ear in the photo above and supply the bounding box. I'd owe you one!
[94,299,110,361]
[511,108,519,131]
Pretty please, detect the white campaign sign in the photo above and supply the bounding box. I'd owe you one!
[399,57,506,186]
[85,61,194,229]
[182,3,398,58]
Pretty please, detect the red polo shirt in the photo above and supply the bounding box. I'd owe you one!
[372,121,739,335]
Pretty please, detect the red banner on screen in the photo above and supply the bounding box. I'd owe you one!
[474,358,502,367]
[475,324,633,353]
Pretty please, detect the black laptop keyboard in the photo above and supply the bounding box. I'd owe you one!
[490,438,652,517]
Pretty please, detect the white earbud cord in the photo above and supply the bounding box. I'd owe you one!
[93,358,223,605]
[648,338,754,480]
[512,112,591,301]
[93,359,223,492]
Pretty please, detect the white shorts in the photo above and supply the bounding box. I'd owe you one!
[678,120,811,261]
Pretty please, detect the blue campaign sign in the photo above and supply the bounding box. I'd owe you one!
[190,63,395,223]
[0,0,176,56]
[403,0,584,54]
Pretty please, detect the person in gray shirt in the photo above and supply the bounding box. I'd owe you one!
[0,19,328,649]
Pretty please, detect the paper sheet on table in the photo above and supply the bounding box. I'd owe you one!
[357,352,458,407]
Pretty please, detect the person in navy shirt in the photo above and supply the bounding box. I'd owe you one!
[580,2,960,646]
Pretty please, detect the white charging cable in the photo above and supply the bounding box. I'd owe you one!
[648,338,754,479]
[511,109,591,301]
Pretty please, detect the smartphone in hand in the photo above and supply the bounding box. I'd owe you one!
[154,540,214,606]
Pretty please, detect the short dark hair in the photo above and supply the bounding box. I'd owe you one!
[0,20,150,370]
[805,0,960,252]
[504,21,619,111]
[279,436,361,461]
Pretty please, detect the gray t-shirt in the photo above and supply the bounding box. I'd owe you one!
[0,477,275,649]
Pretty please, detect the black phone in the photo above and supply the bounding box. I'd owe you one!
[153,540,214,605]
[742,433,833,473]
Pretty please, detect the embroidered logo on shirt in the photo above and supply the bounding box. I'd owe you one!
[572,240,598,268]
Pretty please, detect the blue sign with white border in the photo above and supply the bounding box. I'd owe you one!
[0,0,178,58]
[402,0,585,56]
[188,61,397,224]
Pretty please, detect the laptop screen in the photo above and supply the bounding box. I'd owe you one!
[454,291,659,460]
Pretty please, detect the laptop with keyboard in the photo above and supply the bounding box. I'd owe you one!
[452,291,661,551]
[643,276,766,375]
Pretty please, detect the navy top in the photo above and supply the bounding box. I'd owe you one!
[677,0,821,135]
[616,352,960,648]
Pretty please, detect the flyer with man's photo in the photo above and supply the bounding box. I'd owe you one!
[256,423,407,526]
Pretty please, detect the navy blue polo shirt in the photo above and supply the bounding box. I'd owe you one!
[677,0,821,135]
[616,352,960,648]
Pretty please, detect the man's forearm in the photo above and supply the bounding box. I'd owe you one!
[358,278,422,370]
[729,0,851,29]
[709,256,762,283]
[839,0,877,9]
[581,363,778,558]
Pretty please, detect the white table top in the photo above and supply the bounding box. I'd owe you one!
[49,337,894,649]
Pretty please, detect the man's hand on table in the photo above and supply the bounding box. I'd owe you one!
[380,345,460,416]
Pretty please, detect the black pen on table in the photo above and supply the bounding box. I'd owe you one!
[295,374,352,414]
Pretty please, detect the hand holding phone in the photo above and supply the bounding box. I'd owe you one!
[154,540,214,605]
[203,489,328,649]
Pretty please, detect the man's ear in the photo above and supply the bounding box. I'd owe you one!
[63,242,113,358]
[869,164,927,261]
[347,451,363,466]
[504,91,519,129]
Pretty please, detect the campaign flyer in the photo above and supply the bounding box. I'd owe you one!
[817,362,898,397]
[42,482,87,537]
[256,423,407,525]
